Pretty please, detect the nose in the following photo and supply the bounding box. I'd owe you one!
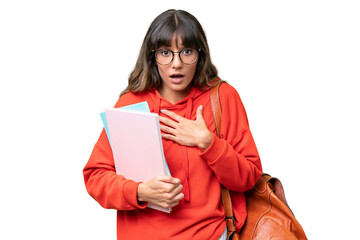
[171,52,183,68]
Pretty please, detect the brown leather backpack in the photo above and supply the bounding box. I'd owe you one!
[210,82,307,240]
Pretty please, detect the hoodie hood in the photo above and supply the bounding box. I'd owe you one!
[148,86,208,202]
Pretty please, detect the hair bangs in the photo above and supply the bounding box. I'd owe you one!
[151,25,175,49]
[174,30,197,49]
[149,11,201,50]
[176,18,201,49]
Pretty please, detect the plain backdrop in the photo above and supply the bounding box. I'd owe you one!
[1,0,359,239]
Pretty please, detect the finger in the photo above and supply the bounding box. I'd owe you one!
[170,183,183,196]
[156,199,178,209]
[164,183,183,199]
[159,116,178,128]
[161,133,178,142]
[161,180,182,194]
[173,192,184,201]
[196,105,204,121]
[153,182,177,194]
[164,190,184,204]
[166,192,185,207]
[168,201,180,208]
[164,197,182,208]
[159,123,176,135]
[164,184,183,202]
[160,109,183,122]
[158,175,181,186]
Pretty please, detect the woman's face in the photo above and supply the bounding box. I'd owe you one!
[156,34,198,104]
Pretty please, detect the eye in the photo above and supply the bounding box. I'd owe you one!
[160,50,171,57]
[182,48,193,55]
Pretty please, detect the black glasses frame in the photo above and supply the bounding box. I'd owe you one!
[152,48,201,65]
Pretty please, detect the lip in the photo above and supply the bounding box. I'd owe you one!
[169,73,185,84]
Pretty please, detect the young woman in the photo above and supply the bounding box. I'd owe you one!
[83,9,262,240]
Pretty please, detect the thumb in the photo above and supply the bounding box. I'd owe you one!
[196,105,204,121]
[160,175,180,184]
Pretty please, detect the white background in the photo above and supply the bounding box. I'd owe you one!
[1,0,359,239]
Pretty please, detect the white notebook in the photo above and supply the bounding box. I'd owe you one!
[105,107,171,213]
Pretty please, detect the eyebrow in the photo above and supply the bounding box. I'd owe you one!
[157,44,187,50]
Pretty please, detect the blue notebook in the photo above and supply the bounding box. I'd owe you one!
[100,101,171,177]
[100,101,150,144]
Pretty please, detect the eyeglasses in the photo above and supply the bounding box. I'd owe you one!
[153,48,200,65]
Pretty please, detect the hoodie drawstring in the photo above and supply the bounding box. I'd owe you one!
[181,98,192,202]
[156,97,193,202]
[154,97,161,115]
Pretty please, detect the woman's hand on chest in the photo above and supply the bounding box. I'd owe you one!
[159,105,213,151]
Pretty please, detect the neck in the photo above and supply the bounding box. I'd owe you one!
[158,87,191,104]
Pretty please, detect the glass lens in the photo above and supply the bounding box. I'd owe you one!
[155,50,173,65]
[180,49,198,64]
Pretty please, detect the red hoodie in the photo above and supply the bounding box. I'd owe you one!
[83,82,262,240]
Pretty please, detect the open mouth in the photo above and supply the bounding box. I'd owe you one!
[170,74,184,79]
[170,74,184,83]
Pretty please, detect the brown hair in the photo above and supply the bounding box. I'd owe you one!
[121,9,219,96]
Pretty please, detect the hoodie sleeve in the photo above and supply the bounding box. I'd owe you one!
[200,83,262,192]
[83,93,148,210]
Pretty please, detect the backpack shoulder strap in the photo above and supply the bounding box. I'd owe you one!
[210,81,237,235]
